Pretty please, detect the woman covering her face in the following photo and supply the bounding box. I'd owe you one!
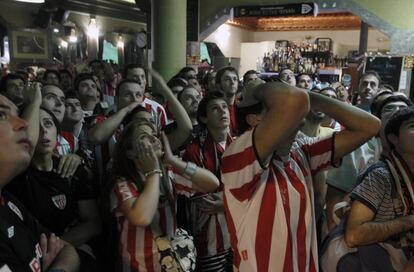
[109,119,219,272]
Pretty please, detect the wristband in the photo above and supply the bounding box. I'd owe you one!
[144,169,163,178]
[183,162,197,179]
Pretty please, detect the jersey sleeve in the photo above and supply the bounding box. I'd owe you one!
[110,178,140,212]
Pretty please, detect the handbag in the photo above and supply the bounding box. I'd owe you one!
[154,169,197,272]
[155,228,197,272]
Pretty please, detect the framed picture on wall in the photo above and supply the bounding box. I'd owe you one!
[9,29,51,62]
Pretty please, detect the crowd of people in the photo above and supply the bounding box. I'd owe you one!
[0,60,413,272]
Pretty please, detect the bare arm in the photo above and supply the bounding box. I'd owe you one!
[22,82,42,152]
[254,82,310,164]
[150,70,192,151]
[119,174,160,227]
[309,92,381,160]
[120,139,161,227]
[88,102,140,144]
[61,200,102,247]
[162,133,219,193]
[345,200,414,247]
[40,233,80,272]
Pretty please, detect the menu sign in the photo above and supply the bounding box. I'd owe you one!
[233,3,317,18]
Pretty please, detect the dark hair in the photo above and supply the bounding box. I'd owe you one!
[320,87,337,97]
[122,105,148,125]
[380,83,395,92]
[297,73,313,81]
[65,90,80,100]
[122,64,145,79]
[59,69,73,79]
[197,91,227,126]
[0,73,25,93]
[370,91,393,116]
[43,69,61,82]
[236,102,264,135]
[279,68,294,74]
[88,59,104,68]
[116,79,142,96]
[374,95,413,119]
[177,67,196,80]
[73,73,95,91]
[242,70,258,83]
[39,106,61,133]
[384,106,414,149]
[167,77,188,89]
[177,85,197,102]
[215,66,238,85]
[112,119,157,191]
[359,70,381,85]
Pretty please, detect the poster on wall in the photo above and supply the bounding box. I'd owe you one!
[9,29,51,63]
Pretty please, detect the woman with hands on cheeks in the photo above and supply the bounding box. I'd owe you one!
[109,119,219,272]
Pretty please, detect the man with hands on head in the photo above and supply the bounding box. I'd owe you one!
[88,69,192,153]
[221,79,380,272]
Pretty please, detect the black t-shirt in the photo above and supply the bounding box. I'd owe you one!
[5,157,95,236]
[0,191,46,272]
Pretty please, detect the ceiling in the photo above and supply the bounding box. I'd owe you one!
[227,12,362,32]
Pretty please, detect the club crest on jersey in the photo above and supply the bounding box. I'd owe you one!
[52,194,66,210]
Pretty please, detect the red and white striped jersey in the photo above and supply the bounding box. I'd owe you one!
[56,131,78,155]
[221,129,337,272]
[110,169,194,272]
[143,98,170,131]
[182,133,233,257]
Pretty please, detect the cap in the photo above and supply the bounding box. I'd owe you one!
[237,78,266,108]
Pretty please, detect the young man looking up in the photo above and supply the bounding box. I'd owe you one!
[40,84,83,178]
[357,71,381,111]
[123,64,170,129]
[216,66,239,136]
[345,107,414,271]
[297,73,313,91]
[0,73,26,108]
[183,91,233,271]
[221,79,380,272]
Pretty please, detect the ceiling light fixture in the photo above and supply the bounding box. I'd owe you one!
[87,17,99,38]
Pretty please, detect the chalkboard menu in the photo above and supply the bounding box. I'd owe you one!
[365,57,403,91]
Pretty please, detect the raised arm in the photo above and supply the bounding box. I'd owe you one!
[88,101,140,144]
[119,140,161,227]
[150,70,192,151]
[254,82,310,164]
[309,92,381,160]
[21,82,42,152]
[345,200,414,247]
